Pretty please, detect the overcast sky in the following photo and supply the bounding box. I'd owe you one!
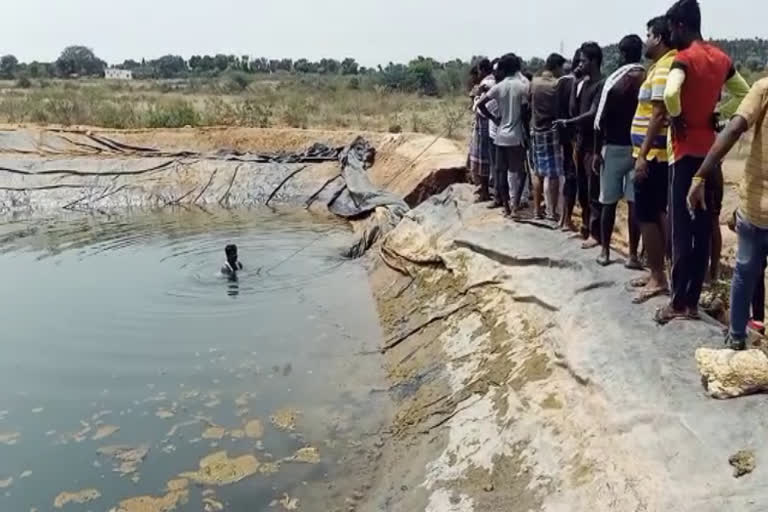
[0,0,764,66]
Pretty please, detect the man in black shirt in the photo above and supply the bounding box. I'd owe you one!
[593,35,646,267]
[555,42,604,247]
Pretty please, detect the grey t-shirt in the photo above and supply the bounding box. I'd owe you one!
[484,75,529,147]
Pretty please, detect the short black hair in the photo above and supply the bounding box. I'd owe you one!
[647,16,672,47]
[498,53,522,76]
[477,58,493,75]
[545,53,566,72]
[580,42,603,68]
[667,0,701,34]
[225,244,238,257]
[619,34,643,62]
[571,49,582,67]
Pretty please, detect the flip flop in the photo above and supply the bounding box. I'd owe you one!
[654,305,687,326]
[596,255,611,267]
[624,259,644,271]
[627,277,650,289]
[632,287,669,305]
[581,240,600,250]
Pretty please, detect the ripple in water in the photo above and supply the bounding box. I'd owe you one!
[0,206,388,512]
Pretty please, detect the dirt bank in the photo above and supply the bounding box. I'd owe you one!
[360,185,768,512]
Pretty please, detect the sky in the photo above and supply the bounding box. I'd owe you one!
[0,0,765,66]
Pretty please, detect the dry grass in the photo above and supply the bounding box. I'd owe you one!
[0,76,472,140]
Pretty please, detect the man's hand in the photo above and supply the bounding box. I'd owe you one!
[670,116,687,141]
[634,156,649,183]
[687,179,706,211]
[591,153,603,176]
[553,119,568,129]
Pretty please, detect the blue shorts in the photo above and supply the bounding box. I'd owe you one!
[599,144,635,204]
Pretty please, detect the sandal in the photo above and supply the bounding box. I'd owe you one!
[632,287,669,305]
[624,258,644,271]
[581,240,600,250]
[627,277,650,289]
[596,255,611,267]
[654,304,688,326]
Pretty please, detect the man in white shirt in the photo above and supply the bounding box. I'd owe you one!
[477,53,530,217]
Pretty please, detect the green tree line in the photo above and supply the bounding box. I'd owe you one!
[2,39,766,95]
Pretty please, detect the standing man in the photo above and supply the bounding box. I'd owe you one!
[655,0,749,324]
[593,35,645,267]
[469,58,495,202]
[477,54,530,218]
[555,42,604,248]
[557,50,583,232]
[630,16,677,304]
[531,53,567,221]
[687,78,768,349]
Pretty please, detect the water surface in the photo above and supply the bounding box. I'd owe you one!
[0,208,387,511]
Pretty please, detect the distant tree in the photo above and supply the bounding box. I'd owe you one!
[0,55,19,79]
[120,59,141,70]
[28,61,41,78]
[746,56,765,72]
[189,55,203,71]
[277,58,293,72]
[241,55,250,71]
[319,58,340,74]
[55,46,105,77]
[152,55,187,78]
[250,57,269,73]
[341,58,359,75]
[293,59,309,73]
[407,58,439,96]
[214,54,229,72]
[200,55,216,72]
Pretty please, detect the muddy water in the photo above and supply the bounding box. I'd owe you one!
[0,208,388,511]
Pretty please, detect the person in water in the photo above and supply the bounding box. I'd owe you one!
[221,244,244,276]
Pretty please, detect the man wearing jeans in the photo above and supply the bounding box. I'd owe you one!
[655,0,749,324]
[477,54,529,217]
[689,78,768,350]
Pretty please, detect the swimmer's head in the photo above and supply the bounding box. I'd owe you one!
[225,244,238,264]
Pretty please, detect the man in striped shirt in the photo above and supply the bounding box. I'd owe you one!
[628,16,676,304]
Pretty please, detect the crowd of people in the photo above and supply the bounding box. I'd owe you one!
[467,0,768,351]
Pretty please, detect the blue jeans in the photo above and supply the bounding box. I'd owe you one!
[730,212,768,341]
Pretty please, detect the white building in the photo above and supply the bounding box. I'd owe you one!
[104,68,133,80]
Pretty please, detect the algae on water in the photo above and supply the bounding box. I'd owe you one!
[179,451,260,486]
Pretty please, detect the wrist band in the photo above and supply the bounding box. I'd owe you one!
[692,177,705,184]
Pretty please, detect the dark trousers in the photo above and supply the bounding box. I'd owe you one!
[670,156,713,310]
[494,145,526,207]
[562,140,577,204]
[576,148,601,241]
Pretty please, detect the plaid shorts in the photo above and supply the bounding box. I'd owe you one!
[532,128,564,178]
[469,116,492,178]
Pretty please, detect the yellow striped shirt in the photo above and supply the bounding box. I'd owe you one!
[631,50,677,162]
